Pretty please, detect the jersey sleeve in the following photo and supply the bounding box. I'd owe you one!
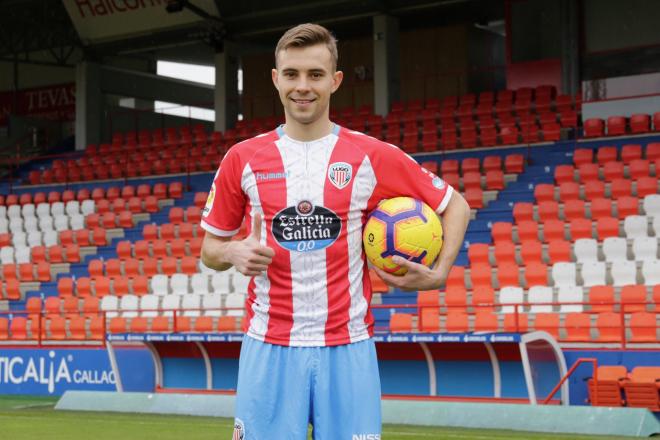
[371,143,454,213]
[200,148,246,236]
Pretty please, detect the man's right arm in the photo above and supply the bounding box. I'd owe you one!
[201,233,235,271]
[200,215,275,276]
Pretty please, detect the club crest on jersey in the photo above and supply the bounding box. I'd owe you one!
[328,162,352,189]
[233,418,245,440]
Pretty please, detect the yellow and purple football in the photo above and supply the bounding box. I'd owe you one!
[363,197,443,275]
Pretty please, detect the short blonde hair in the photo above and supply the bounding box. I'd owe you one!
[275,23,338,70]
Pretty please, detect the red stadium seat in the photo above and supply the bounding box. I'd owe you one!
[472,286,495,312]
[468,244,490,266]
[504,154,524,173]
[470,264,492,289]
[517,221,540,243]
[520,240,543,264]
[570,218,593,240]
[596,217,619,240]
[496,263,519,288]
[445,312,469,333]
[616,196,638,218]
[584,180,605,200]
[621,285,647,313]
[534,184,555,202]
[542,219,565,242]
[595,313,622,342]
[513,202,534,223]
[607,116,626,136]
[636,176,658,198]
[564,313,591,342]
[621,144,642,163]
[584,118,604,137]
[491,222,512,243]
[534,313,560,339]
[578,163,600,183]
[630,114,650,134]
[390,313,413,332]
[647,142,660,161]
[596,146,617,165]
[629,159,650,179]
[590,198,613,218]
[603,161,624,181]
[538,201,560,222]
[474,311,499,332]
[629,314,658,343]
[524,262,548,287]
[446,266,466,289]
[573,149,593,166]
[554,165,575,185]
[563,199,586,221]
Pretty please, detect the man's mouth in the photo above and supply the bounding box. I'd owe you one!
[291,98,315,104]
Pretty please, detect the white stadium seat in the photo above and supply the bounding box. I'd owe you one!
[580,261,606,287]
[202,293,223,317]
[624,215,648,238]
[225,293,246,317]
[42,230,58,247]
[574,238,599,262]
[7,205,21,219]
[557,285,584,312]
[21,203,35,217]
[139,295,160,318]
[552,262,577,287]
[211,272,231,294]
[633,237,658,261]
[610,260,637,286]
[160,295,181,313]
[642,259,660,285]
[65,201,80,216]
[527,286,553,313]
[9,217,24,233]
[12,232,27,248]
[39,215,54,231]
[101,295,119,318]
[0,217,8,233]
[181,294,202,317]
[0,205,6,218]
[498,286,524,314]
[120,294,139,318]
[643,194,660,217]
[602,237,628,262]
[81,200,96,216]
[232,273,251,293]
[27,231,42,248]
[36,203,50,218]
[150,274,169,295]
[24,216,38,233]
[16,245,32,263]
[50,202,65,217]
[70,214,85,231]
[54,215,69,232]
[170,274,190,295]
[0,247,14,264]
[191,273,211,295]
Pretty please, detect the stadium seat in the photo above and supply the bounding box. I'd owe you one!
[584,118,604,137]
[629,313,658,342]
[533,313,560,338]
[390,313,413,332]
[499,286,523,313]
[633,237,657,261]
[623,366,660,410]
[630,114,650,134]
[528,286,553,313]
[548,240,572,264]
[445,312,469,333]
[564,313,591,341]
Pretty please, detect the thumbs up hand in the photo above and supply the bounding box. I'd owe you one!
[229,214,275,276]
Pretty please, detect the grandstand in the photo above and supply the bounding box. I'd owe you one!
[0,0,659,437]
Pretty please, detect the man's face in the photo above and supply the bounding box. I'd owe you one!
[272,44,343,126]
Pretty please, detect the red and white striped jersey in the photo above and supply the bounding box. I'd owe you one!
[201,125,453,346]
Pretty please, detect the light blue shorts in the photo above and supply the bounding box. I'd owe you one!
[234,336,382,440]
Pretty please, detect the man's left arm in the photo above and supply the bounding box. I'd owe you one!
[373,190,471,291]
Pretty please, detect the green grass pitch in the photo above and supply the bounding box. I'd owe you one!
[0,395,637,439]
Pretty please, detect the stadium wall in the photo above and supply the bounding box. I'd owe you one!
[6,343,655,407]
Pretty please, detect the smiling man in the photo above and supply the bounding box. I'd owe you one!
[200,23,470,440]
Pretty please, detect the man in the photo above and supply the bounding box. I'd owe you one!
[201,23,470,440]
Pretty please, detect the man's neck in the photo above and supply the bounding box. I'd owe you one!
[282,118,334,142]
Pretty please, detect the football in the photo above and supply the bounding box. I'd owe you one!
[363,197,443,275]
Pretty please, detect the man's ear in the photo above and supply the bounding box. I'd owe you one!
[331,70,344,93]
[271,68,279,90]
